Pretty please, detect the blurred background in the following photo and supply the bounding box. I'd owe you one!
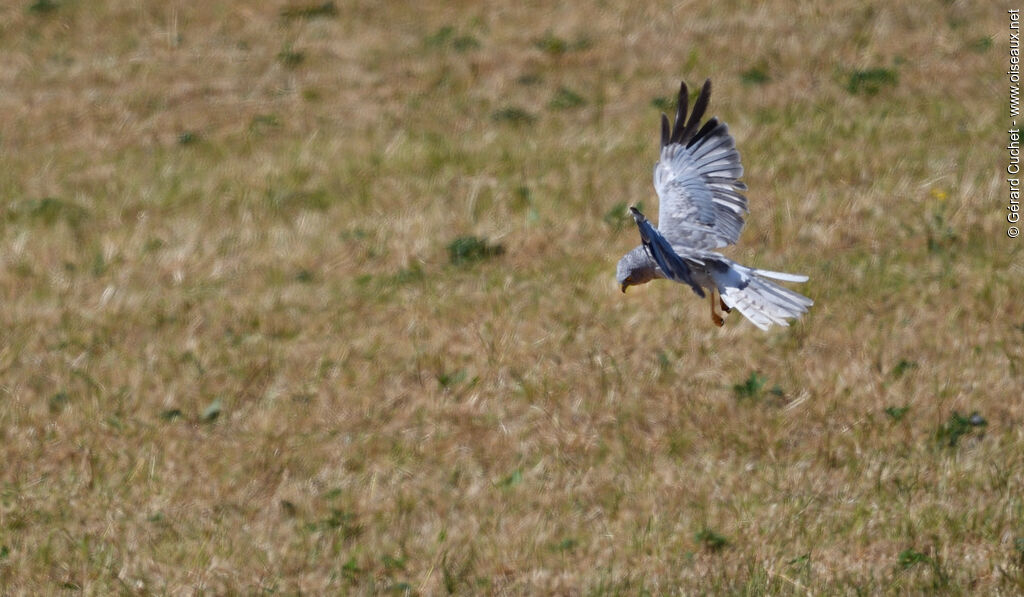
[0,1,1019,593]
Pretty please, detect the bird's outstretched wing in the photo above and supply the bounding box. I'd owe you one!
[653,79,749,251]
[630,207,705,298]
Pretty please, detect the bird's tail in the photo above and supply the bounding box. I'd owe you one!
[709,261,812,330]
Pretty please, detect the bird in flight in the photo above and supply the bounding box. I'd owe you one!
[616,79,812,330]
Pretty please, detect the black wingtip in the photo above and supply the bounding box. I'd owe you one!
[668,81,686,145]
[673,81,688,141]
[660,113,670,148]
[667,79,713,147]
[677,79,711,145]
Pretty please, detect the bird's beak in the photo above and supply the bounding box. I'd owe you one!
[620,283,628,293]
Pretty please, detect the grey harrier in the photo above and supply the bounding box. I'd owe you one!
[616,79,812,330]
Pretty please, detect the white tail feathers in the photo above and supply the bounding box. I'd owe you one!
[711,263,812,330]
[751,268,808,283]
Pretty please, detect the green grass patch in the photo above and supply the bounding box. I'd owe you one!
[696,528,729,552]
[884,405,910,421]
[967,36,993,53]
[935,411,986,448]
[845,67,898,95]
[277,46,305,68]
[491,106,536,125]
[446,235,504,265]
[177,131,199,145]
[549,86,586,110]
[733,372,766,400]
[533,31,591,55]
[8,197,88,227]
[740,64,771,86]
[279,1,337,20]
[891,359,918,378]
[27,0,59,14]
[425,26,480,52]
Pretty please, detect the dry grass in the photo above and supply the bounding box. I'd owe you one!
[0,0,1020,594]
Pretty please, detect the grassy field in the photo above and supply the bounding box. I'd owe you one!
[0,0,1020,594]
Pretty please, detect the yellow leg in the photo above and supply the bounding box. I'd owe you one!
[719,295,731,314]
[710,289,725,327]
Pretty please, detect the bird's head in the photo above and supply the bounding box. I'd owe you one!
[616,245,658,293]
